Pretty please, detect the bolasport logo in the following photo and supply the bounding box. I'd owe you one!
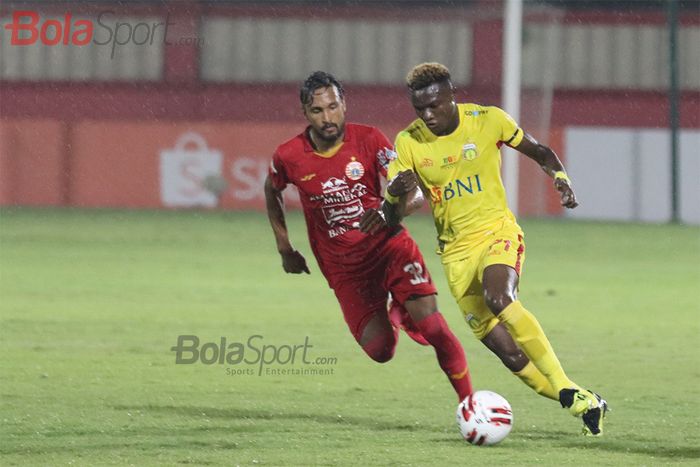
[1,10,203,58]
[171,335,338,377]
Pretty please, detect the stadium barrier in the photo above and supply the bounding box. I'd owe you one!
[3,117,698,223]
[0,118,564,215]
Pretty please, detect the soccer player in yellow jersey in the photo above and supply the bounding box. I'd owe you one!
[384,62,608,436]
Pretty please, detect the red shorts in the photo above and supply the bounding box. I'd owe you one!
[327,229,437,341]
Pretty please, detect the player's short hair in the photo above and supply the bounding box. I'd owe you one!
[300,71,345,106]
[406,62,452,91]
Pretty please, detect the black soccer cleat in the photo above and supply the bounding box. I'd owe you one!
[581,393,608,436]
[559,388,609,436]
[559,388,577,409]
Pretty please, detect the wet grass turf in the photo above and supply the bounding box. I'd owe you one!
[1,208,699,465]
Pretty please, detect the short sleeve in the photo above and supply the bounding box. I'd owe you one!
[490,106,524,147]
[384,132,416,203]
[371,128,397,178]
[387,132,416,180]
[268,151,289,190]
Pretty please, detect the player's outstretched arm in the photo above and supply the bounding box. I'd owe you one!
[264,175,310,274]
[512,133,579,209]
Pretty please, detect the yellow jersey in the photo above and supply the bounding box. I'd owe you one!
[388,103,524,263]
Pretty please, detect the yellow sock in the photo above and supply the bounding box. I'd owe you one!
[498,300,577,394]
[513,361,558,400]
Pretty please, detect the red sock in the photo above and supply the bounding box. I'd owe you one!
[415,311,473,401]
[388,300,429,346]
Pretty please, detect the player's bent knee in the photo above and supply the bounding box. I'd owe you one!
[483,291,514,315]
[499,350,528,372]
[361,331,397,363]
[363,345,395,363]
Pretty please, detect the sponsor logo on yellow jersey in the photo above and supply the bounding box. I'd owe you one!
[430,175,483,203]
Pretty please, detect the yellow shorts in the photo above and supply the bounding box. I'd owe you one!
[442,219,525,340]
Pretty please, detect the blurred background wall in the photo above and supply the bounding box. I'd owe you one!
[1,0,698,222]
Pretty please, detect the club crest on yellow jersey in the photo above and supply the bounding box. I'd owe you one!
[461,143,478,161]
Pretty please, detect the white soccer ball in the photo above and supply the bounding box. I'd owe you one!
[456,390,513,445]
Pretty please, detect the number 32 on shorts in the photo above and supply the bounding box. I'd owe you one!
[403,262,429,285]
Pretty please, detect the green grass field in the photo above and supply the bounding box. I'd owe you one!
[1,208,699,466]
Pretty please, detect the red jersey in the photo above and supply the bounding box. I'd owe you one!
[269,123,398,276]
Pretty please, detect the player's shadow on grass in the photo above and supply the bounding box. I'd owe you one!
[1,404,409,458]
[112,404,441,433]
[433,430,700,460]
[431,429,573,449]
[2,404,445,456]
[561,440,700,460]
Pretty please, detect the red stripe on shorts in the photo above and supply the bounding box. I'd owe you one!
[515,235,524,275]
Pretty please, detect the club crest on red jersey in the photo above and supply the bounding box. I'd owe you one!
[345,157,365,181]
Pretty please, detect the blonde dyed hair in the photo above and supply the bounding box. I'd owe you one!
[406,62,452,91]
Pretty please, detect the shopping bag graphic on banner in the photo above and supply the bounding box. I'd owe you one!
[160,132,224,207]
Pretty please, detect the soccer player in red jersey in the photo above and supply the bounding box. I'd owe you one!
[264,71,473,401]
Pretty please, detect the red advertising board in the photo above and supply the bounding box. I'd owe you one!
[1,119,407,210]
